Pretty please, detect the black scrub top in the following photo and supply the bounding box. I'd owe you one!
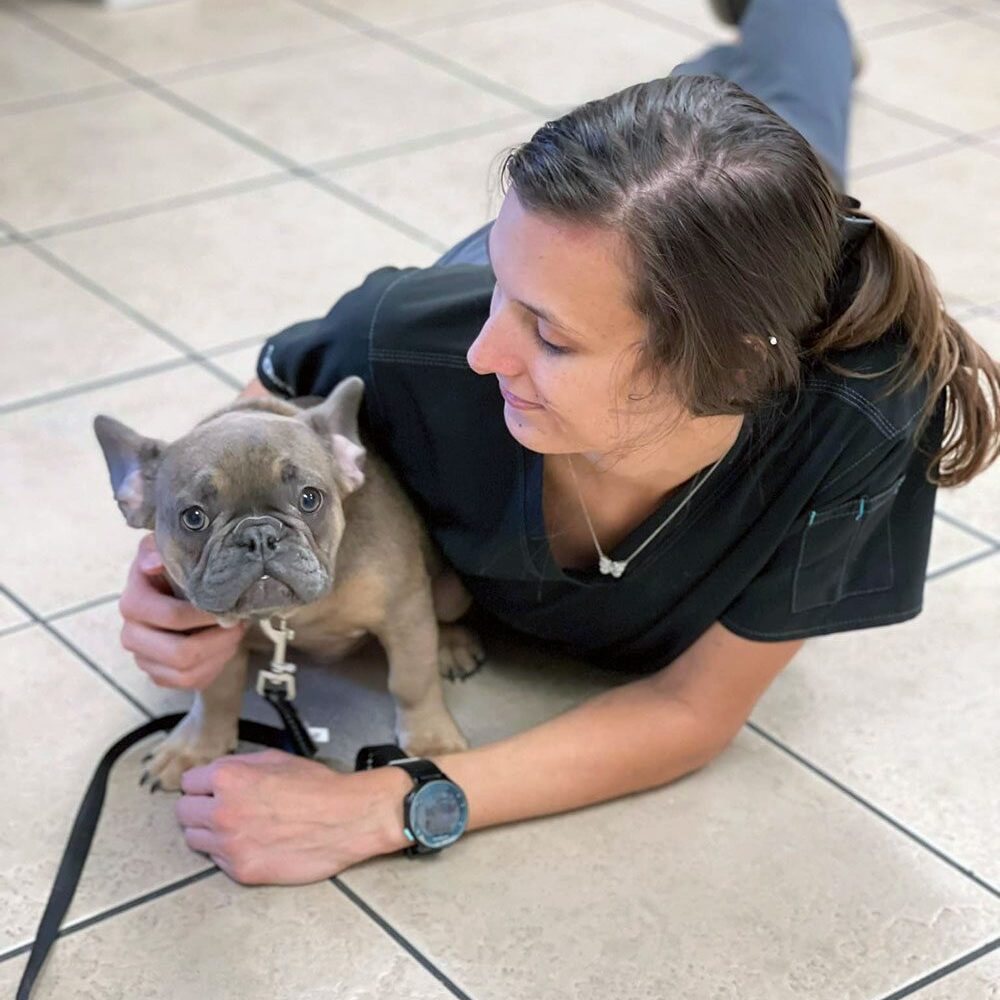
[256,261,945,675]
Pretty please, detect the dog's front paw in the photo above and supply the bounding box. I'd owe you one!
[437,624,485,681]
[139,715,238,793]
[397,710,470,758]
[403,729,470,758]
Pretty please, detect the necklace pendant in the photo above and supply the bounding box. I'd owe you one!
[599,555,627,578]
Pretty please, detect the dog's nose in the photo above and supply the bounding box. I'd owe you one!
[233,516,283,556]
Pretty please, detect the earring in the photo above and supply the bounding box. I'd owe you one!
[768,335,778,346]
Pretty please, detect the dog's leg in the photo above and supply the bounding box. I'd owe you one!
[431,567,472,623]
[431,568,486,681]
[375,591,469,758]
[140,647,249,792]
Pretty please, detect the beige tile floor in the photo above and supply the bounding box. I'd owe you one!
[1,0,999,997]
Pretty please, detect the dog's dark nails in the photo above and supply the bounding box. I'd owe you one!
[150,779,162,795]
[141,752,154,763]
[139,770,150,787]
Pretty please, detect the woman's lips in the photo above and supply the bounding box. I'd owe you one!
[500,386,543,410]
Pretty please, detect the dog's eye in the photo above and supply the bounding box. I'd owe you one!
[180,506,208,531]
[299,487,323,513]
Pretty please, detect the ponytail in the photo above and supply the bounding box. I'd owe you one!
[805,210,1000,487]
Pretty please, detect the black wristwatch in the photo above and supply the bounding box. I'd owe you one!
[354,744,469,857]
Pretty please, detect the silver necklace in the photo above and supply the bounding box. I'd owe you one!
[565,451,726,578]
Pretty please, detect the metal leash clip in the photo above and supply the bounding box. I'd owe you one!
[256,614,298,700]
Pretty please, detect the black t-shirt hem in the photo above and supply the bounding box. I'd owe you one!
[719,603,924,642]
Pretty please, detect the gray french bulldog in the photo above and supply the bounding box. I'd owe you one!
[93,376,481,792]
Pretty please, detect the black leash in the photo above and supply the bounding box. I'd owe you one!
[15,688,320,1000]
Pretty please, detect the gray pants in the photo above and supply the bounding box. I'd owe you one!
[435,0,853,268]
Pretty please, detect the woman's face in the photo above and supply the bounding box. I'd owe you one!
[466,188,678,458]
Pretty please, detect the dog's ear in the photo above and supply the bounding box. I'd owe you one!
[298,376,367,497]
[93,415,166,529]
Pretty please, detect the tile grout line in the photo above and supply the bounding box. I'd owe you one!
[877,934,1000,1000]
[744,720,1000,900]
[305,109,535,175]
[596,0,721,42]
[0,868,221,966]
[0,352,236,417]
[330,877,475,1000]
[850,139,964,182]
[395,0,576,38]
[287,0,554,117]
[18,171,294,243]
[849,127,1000,182]
[142,36,361,86]
[0,80,133,119]
[42,591,124,622]
[0,330,276,415]
[856,89,996,141]
[3,13,996,1000]
[926,547,1000,581]
[931,510,1000,550]
[2,0,569,116]
[4,4,995,246]
[0,620,35,639]
[859,6,969,41]
[0,862,475,1000]
[0,591,122,639]
[0,225,245,396]
[3,110,531,247]
[0,583,155,721]
[2,4,452,257]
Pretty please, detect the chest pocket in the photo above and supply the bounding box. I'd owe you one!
[792,474,907,614]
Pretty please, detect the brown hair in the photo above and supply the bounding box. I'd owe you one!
[499,75,999,487]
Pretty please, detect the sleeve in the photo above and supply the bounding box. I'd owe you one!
[718,393,946,642]
[255,266,418,399]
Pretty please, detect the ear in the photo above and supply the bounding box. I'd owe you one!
[92,415,167,529]
[298,376,367,496]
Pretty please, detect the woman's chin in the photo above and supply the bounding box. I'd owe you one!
[503,403,549,447]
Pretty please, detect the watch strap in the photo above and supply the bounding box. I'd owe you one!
[353,744,463,857]
[354,743,408,771]
[387,757,446,784]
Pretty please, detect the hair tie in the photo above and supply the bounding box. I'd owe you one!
[840,193,876,251]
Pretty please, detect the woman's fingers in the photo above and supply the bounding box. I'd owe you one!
[181,826,226,860]
[134,651,238,691]
[126,619,246,689]
[120,542,220,634]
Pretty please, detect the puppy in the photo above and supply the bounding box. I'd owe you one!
[94,376,481,791]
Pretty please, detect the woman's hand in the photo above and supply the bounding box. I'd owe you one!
[175,749,411,885]
[119,533,249,691]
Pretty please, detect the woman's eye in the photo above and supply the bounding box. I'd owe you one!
[534,325,570,355]
[299,487,323,513]
[180,506,208,531]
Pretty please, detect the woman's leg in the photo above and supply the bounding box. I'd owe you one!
[434,0,854,267]
[671,0,854,191]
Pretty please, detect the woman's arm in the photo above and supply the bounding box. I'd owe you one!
[376,622,806,845]
[237,377,270,401]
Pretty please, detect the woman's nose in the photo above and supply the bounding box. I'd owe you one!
[466,315,522,377]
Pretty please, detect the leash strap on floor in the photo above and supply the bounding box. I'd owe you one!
[16,706,317,1000]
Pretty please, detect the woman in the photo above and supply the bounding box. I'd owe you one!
[118,0,999,885]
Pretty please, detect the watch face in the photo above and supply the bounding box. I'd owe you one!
[409,780,468,849]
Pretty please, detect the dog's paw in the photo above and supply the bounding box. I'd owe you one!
[437,624,485,681]
[403,729,470,758]
[398,711,470,758]
[139,720,238,794]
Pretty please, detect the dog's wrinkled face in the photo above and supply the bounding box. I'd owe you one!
[93,377,368,619]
